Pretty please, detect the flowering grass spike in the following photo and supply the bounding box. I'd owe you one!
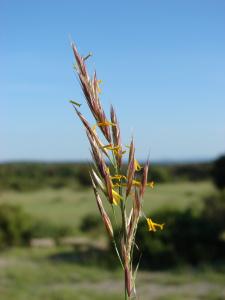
[70,43,164,299]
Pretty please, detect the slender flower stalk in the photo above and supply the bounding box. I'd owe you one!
[70,43,164,299]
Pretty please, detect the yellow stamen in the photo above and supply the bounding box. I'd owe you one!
[112,183,120,188]
[112,183,127,188]
[147,218,165,232]
[98,121,116,127]
[105,167,110,174]
[103,144,120,151]
[111,174,127,180]
[92,121,116,132]
[132,180,141,186]
[146,181,154,188]
[134,159,142,171]
[113,179,149,188]
[96,79,102,94]
[112,189,123,205]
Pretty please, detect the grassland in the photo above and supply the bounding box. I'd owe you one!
[0,181,214,232]
[0,246,224,300]
[0,181,224,299]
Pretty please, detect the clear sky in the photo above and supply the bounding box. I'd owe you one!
[1,0,225,162]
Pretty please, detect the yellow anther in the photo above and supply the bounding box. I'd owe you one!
[110,174,127,180]
[132,180,141,186]
[103,144,120,151]
[146,181,154,188]
[92,121,116,132]
[112,189,123,205]
[146,218,165,232]
[134,159,142,171]
[97,79,102,94]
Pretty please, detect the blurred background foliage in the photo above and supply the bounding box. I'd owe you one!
[0,155,224,268]
[0,161,213,192]
[0,156,225,299]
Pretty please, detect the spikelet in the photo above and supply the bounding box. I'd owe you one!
[72,43,111,142]
[73,107,109,158]
[140,161,149,198]
[110,105,122,168]
[90,175,114,239]
[126,138,135,197]
[86,130,107,179]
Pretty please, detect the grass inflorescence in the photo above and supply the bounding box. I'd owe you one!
[70,43,165,299]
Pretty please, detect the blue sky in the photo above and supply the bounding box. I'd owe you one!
[1,0,225,162]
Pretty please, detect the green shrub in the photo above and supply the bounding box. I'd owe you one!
[135,212,177,269]
[0,203,74,249]
[77,164,92,186]
[0,204,32,248]
[31,220,73,240]
[150,166,171,183]
[212,155,225,190]
[202,191,225,233]
[170,163,212,182]
[135,203,225,269]
[79,214,102,233]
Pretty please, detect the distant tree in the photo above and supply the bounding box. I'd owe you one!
[77,165,92,186]
[212,155,225,190]
[0,204,32,248]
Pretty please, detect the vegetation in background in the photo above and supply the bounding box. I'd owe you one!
[0,204,32,248]
[211,154,225,190]
[0,204,73,249]
[0,177,224,298]
[0,161,212,192]
[0,247,224,300]
[0,156,224,297]
[1,179,224,268]
[79,214,103,235]
[136,193,225,269]
[105,191,225,270]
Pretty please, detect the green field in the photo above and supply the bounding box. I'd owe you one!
[0,181,225,299]
[0,181,214,232]
[0,246,225,300]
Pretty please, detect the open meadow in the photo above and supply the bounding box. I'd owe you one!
[0,181,213,232]
[0,181,225,300]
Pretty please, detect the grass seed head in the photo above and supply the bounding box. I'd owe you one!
[74,107,109,158]
[140,162,149,198]
[110,105,122,168]
[126,138,135,197]
[91,175,114,239]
